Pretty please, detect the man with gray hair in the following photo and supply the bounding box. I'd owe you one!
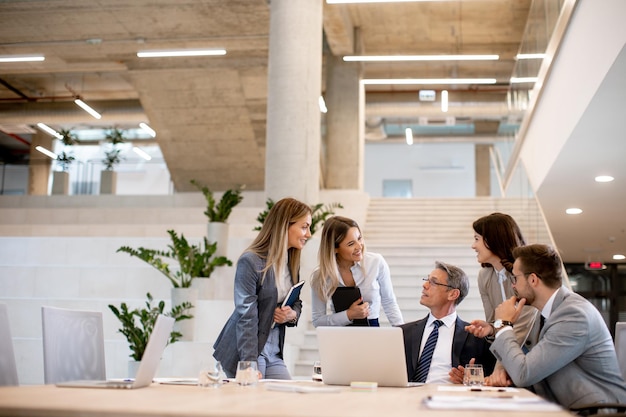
[400,261,495,383]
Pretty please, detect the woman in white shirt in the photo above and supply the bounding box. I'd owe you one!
[310,216,404,327]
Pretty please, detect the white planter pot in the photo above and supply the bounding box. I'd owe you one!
[51,171,70,195]
[100,170,117,194]
[128,360,140,379]
[207,222,229,258]
[171,287,198,342]
[191,269,233,301]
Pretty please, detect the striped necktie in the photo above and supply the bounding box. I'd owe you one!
[413,320,443,383]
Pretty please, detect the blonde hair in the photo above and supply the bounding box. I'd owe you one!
[311,216,365,301]
[247,197,311,284]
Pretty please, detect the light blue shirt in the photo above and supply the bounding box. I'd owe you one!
[311,251,404,327]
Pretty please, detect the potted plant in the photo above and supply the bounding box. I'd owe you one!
[108,292,193,376]
[100,128,126,194]
[51,129,78,195]
[116,229,232,340]
[190,179,245,258]
[254,199,343,235]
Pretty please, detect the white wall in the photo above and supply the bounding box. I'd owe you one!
[364,142,476,198]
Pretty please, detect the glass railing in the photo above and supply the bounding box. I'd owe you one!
[500,0,574,190]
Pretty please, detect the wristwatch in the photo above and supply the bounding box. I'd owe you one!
[492,319,514,333]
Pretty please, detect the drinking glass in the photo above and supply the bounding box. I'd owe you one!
[198,360,223,388]
[463,364,485,386]
[312,361,322,382]
[235,361,259,386]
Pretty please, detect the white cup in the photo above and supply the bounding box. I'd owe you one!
[463,364,484,386]
[235,361,259,386]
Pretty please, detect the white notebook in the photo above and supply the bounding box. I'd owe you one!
[56,314,174,389]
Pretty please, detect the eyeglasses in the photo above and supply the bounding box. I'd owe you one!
[422,277,456,290]
[510,272,538,284]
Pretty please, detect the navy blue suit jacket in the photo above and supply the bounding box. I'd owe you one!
[400,315,496,382]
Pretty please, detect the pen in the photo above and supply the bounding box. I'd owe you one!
[470,388,507,392]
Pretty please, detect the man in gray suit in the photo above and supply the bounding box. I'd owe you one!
[466,244,626,408]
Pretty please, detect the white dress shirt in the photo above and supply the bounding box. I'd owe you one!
[311,251,404,327]
[421,312,456,384]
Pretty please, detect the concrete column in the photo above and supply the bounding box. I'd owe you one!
[29,132,53,195]
[475,144,491,196]
[324,55,363,190]
[265,0,322,204]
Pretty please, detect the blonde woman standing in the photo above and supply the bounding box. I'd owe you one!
[213,197,312,379]
[310,216,404,327]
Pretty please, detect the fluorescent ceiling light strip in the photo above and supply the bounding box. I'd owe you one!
[362,78,497,85]
[516,53,546,60]
[405,128,413,145]
[36,122,63,139]
[133,147,152,161]
[137,49,226,58]
[0,55,45,63]
[139,122,156,138]
[344,54,499,62]
[35,146,58,159]
[74,99,102,119]
[318,96,328,113]
[510,77,538,84]
[328,0,441,3]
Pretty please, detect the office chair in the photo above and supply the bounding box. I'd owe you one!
[0,303,19,386]
[616,322,626,381]
[41,306,106,384]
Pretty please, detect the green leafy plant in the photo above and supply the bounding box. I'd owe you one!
[254,199,343,235]
[105,127,126,146]
[190,179,244,223]
[59,129,78,147]
[56,151,75,172]
[56,129,78,171]
[117,229,232,288]
[103,148,123,171]
[102,128,126,171]
[108,292,193,361]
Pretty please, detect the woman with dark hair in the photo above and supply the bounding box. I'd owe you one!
[310,216,403,327]
[213,197,312,379]
[471,212,539,385]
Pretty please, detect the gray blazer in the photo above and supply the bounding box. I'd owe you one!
[490,286,626,408]
[213,251,302,377]
[477,266,538,347]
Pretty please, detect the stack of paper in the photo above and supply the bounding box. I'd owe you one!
[423,395,563,412]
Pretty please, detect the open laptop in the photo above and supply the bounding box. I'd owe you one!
[57,314,175,389]
[316,326,423,388]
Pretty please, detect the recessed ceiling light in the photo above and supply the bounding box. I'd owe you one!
[613,254,626,260]
[566,208,582,215]
[595,175,614,183]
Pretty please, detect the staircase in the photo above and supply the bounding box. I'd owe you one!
[292,197,551,377]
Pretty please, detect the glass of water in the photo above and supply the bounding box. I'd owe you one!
[463,364,485,386]
[235,361,259,386]
[198,360,223,388]
[312,361,322,382]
